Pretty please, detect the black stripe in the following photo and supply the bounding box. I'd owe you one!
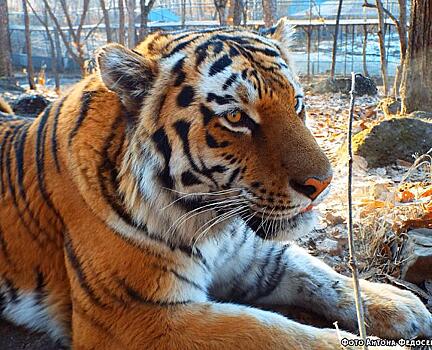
[200,104,214,126]
[177,85,195,108]
[226,167,240,187]
[98,115,141,228]
[51,97,66,173]
[195,39,224,66]
[205,131,229,148]
[163,35,201,58]
[2,122,57,247]
[74,304,119,341]
[222,73,238,90]
[35,105,65,225]
[68,91,93,147]
[0,225,10,263]
[181,170,202,186]
[243,45,279,57]
[116,277,192,306]
[64,234,107,308]
[0,129,12,196]
[172,57,186,87]
[4,278,18,302]
[253,244,289,300]
[206,93,235,105]
[5,124,25,203]
[209,55,232,76]
[251,71,263,100]
[152,127,174,189]
[228,239,260,300]
[14,123,30,198]
[173,120,199,173]
[170,269,206,293]
[34,268,47,305]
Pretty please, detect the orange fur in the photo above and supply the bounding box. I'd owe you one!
[0,23,429,350]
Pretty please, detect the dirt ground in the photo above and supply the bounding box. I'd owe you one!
[0,318,58,350]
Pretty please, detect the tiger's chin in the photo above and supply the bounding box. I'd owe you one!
[242,210,317,241]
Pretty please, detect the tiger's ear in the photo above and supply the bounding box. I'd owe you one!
[97,43,157,113]
[266,18,295,50]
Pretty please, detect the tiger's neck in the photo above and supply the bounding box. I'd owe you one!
[55,76,229,251]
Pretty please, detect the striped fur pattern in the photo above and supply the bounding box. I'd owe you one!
[0,20,431,349]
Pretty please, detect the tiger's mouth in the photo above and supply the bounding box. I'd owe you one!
[240,207,316,240]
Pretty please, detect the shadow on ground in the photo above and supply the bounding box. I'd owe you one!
[0,319,59,350]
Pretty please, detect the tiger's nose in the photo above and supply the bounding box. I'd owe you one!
[290,176,332,200]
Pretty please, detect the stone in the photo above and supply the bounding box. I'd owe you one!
[377,97,401,116]
[401,228,432,284]
[319,238,341,256]
[311,74,378,96]
[350,116,432,168]
[12,93,50,117]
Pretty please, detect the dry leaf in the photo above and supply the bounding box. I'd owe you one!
[398,190,416,203]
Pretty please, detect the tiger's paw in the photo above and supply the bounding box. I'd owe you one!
[360,280,432,339]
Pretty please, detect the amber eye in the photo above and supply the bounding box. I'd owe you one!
[226,112,242,123]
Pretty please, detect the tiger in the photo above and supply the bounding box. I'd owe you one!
[0,19,431,350]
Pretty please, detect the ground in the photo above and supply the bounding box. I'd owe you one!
[0,80,431,348]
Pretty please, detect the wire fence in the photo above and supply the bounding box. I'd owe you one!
[7,0,405,77]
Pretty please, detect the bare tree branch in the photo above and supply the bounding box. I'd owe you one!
[362,1,399,27]
[347,73,368,350]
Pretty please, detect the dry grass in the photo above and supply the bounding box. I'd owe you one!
[354,150,432,282]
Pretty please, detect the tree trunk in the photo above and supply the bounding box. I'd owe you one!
[392,0,407,96]
[242,0,247,25]
[330,0,343,79]
[43,4,60,92]
[401,0,432,113]
[214,0,228,25]
[127,0,136,48]
[53,28,64,72]
[305,27,311,79]
[375,0,389,95]
[232,0,242,26]
[139,8,149,40]
[262,0,276,27]
[0,0,13,78]
[362,24,369,76]
[22,0,35,89]
[27,0,60,92]
[139,0,156,41]
[181,0,186,28]
[100,0,112,43]
[118,0,126,45]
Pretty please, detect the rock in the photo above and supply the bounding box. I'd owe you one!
[12,93,50,117]
[407,110,432,121]
[311,74,377,96]
[401,228,432,284]
[350,116,432,168]
[377,97,401,116]
[0,78,25,93]
[319,238,341,256]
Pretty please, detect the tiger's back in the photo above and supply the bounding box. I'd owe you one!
[0,77,128,345]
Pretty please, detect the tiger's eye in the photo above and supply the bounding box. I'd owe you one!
[226,112,242,123]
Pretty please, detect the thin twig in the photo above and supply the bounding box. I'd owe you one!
[347,72,368,350]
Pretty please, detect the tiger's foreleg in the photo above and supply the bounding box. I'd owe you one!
[71,300,362,350]
[210,236,432,339]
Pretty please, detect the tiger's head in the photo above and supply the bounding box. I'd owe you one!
[97,20,332,244]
